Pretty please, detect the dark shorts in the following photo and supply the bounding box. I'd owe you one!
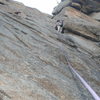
[55,26,58,30]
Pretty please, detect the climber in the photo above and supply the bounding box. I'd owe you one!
[55,20,64,33]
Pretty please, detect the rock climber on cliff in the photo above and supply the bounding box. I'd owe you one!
[55,20,64,33]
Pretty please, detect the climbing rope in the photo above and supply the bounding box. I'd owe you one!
[65,54,100,100]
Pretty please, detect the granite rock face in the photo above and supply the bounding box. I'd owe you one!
[90,12,100,21]
[0,0,100,100]
[71,0,100,14]
[52,0,100,15]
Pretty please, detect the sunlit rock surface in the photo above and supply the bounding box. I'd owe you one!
[0,0,100,100]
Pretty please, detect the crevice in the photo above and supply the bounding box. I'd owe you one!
[14,34,31,49]
[21,30,28,35]
[0,90,11,99]
[0,2,5,5]
[66,28,99,42]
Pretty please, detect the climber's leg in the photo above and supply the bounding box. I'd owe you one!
[57,26,61,32]
[61,27,65,33]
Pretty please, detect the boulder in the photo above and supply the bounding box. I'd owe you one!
[70,2,81,10]
[54,7,100,41]
[52,0,71,15]
[80,0,100,14]
[90,12,100,21]
[53,0,100,15]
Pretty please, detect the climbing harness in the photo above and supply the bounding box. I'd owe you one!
[65,55,100,100]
